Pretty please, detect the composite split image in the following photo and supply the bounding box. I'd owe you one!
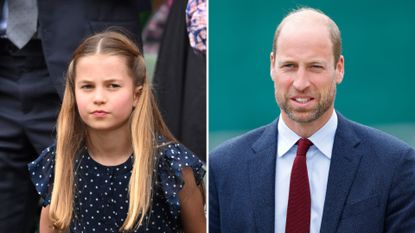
[1,0,415,233]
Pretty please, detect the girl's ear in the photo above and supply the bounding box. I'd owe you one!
[133,86,143,107]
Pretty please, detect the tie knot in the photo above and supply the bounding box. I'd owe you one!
[296,138,313,157]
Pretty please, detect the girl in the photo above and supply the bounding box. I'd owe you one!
[28,30,206,233]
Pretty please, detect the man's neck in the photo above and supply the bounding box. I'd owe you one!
[281,108,334,138]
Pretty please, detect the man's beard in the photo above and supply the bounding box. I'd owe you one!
[277,85,336,124]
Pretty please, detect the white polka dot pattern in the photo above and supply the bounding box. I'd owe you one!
[28,137,205,233]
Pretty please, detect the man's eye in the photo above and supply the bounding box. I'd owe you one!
[280,63,298,70]
[310,65,324,71]
[282,64,294,68]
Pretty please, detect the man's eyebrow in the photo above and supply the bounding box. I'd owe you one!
[278,60,296,65]
[307,61,327,66]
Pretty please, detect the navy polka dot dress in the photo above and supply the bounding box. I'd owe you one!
[28,139,205,233]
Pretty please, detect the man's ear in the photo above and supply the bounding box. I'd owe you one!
[270,52,275,79]
[336,55,345,84]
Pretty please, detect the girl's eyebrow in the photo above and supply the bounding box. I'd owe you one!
[75,79,94,85]
[103,78,123,83]
[76,79,94,84]
[76,78,124,83]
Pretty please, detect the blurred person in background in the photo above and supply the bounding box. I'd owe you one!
[153,0,206,161]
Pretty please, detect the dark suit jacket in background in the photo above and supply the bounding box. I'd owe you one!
[209,113,415,233]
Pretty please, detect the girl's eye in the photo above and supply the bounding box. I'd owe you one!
[109,83,121,89]
[81,84,94,90]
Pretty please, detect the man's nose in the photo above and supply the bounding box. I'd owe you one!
[292,68,310,91]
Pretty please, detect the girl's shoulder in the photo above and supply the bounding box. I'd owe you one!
[156,137,205,183]
[157,140,204,174]
[28,145,57,206]
[155,137,206,216]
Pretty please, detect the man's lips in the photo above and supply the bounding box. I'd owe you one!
[290,97,315,106]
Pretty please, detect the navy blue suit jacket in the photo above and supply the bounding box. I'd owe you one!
[209,113,415,233]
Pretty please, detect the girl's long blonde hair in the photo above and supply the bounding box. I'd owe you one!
[50,29,175,231]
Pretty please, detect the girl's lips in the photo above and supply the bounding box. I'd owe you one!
[91,111,109,117]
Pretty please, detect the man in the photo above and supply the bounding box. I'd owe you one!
[0,1,147,232]
[209,7,415,233]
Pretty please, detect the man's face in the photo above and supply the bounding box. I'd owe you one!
[270,22,344,127]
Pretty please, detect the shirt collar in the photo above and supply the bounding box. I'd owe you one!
[277,110,338,159]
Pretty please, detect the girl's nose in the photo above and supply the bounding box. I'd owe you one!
[93,88,106,105]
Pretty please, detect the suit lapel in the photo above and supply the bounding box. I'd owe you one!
[320,114,363,233]
[248,120,278,233]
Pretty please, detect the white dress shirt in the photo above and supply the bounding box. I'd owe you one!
[275,111,338,233]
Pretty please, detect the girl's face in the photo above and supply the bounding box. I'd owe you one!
[74,54,140,133]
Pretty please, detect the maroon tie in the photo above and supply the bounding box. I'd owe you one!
[285,138,313,233]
